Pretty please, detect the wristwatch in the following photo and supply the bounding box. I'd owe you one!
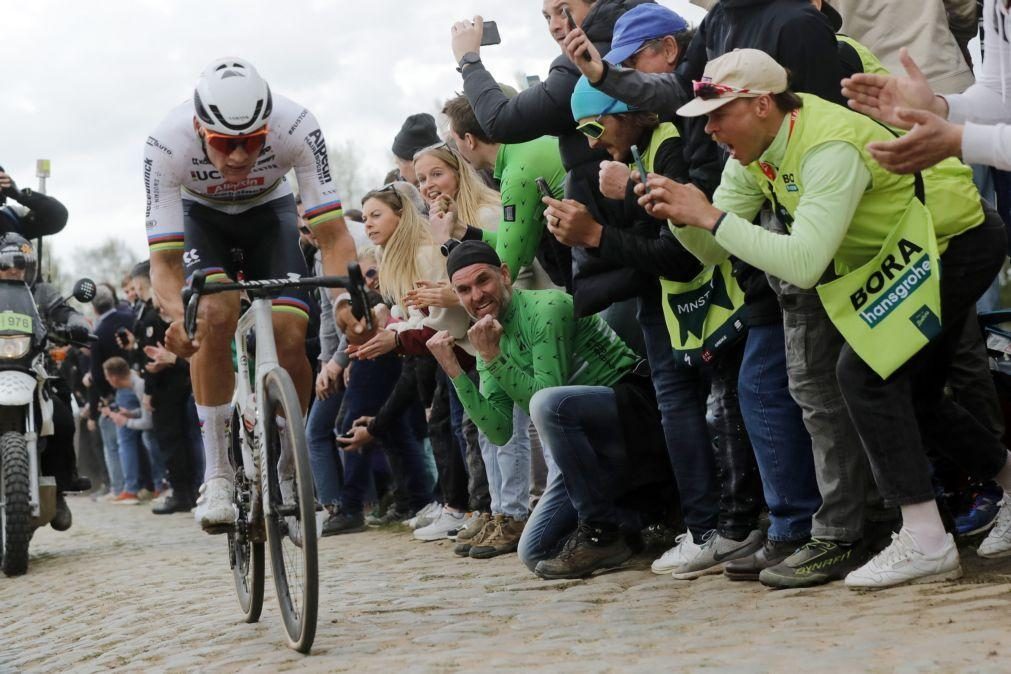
[457,52,482,73]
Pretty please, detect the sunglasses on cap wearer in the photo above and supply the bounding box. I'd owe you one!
[202,125,270,156]
[576,98,625,140]
[692,80,768,101]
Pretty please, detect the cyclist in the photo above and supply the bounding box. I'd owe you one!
[145,57,356,532]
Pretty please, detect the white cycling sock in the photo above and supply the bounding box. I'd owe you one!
[198,403,232,483]
[899,500,948,555]
[993,450,1011,495]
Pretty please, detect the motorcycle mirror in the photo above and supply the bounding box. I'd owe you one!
[72,278,97,303]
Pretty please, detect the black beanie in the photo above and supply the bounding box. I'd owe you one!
[445,240,502,280]
[392,113,440,160]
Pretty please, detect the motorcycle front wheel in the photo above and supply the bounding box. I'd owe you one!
[1,431,32,576]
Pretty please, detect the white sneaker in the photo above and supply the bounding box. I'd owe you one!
[194,478,237,531]
[413,509,466,542]
[651,531,703,574]
[448,511,478,541]
[845,529,961,589]
[407,501,442,530]
[671,529,763,580]
[978,499,1011,558]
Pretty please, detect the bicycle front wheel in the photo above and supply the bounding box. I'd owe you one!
[262,368,318,654]
[228,410,264,623]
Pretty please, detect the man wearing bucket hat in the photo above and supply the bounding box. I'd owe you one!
[640,48,1011,589]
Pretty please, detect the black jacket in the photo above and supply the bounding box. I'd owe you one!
[572,125,701,316]
[462,0,653,290]
[88,307,135,412]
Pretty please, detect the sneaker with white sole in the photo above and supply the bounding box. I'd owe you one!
[406,501,442,530]
[844,529,961,589]
[651,530,704,575]
[977,499,1011,558]
[671,529,763,580]
[413,509,466,542]
[194,477,237,533]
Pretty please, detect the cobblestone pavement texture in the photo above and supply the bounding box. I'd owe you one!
[2,498,1011,673]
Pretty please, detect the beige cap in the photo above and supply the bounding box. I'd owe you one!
[677,49,789,117]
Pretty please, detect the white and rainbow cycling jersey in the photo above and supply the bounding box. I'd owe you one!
[143,93,343,253]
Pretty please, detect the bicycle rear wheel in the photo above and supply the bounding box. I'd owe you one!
[227,410,264,623]
[262,368,318,653]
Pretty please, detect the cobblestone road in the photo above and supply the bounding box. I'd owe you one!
[2,497,1011,673]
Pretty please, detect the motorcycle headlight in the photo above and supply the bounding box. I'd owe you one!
[0,335,31,359]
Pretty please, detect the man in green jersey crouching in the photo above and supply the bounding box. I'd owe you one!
[426,240,670,579]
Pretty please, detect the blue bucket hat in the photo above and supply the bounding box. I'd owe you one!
[571,75,634,122]
[604,3,689,66]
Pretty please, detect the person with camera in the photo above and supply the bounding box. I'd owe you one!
[0,168,69,239]
[0,233,92,529]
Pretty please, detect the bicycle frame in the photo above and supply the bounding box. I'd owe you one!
[232,296,281,520]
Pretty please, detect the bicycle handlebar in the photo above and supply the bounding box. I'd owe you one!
[182,262,373,340]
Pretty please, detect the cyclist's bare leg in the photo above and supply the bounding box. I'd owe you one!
[191,291,240,484]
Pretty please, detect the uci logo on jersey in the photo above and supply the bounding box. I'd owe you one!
[781,173,798,192]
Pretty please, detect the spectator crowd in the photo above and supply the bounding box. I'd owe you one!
[66,0,1011,592]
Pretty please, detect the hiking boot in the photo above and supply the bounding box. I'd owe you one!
[977,499,1011,558]
[671,529,763,580]
[455,513,491,557]
[845,530,961,589]
[724,538,804,581]
[321,509,367,536]
[51,494,72,531]
[534,522,633,580]
[470,515,525,559]
[152,491,196,515]
[759,538,868,588]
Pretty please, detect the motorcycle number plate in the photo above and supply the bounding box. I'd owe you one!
[0,311,32,333]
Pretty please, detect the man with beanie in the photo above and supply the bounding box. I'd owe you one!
[392,113,441,185]
[426,240,669,580]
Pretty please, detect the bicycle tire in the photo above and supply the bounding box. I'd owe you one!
[1,431,32,576]
[227,411,264,623]
[262,368,318,653]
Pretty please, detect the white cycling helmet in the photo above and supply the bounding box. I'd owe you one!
[193,57,272,135]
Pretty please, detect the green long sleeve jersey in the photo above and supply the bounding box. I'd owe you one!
[480,136,566,282]
[450,289,639,445]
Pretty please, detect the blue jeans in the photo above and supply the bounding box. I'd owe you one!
[638,298,718,538]
[339,356,430,514]
[114,388,144,494]
[737,323,820,541]
[142,429,167,488]
[476,405,532,519]
[98,415,123,494]
[307,388,344,506]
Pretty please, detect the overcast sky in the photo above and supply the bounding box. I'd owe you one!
[1,0,707,272]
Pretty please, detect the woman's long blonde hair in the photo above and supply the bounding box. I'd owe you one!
[362,186,433,306]
[414,145,500,228]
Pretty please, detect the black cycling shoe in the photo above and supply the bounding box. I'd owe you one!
[152,491,196,515]
[51,494,72,531]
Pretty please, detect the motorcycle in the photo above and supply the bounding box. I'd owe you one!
[0,276,95,576]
